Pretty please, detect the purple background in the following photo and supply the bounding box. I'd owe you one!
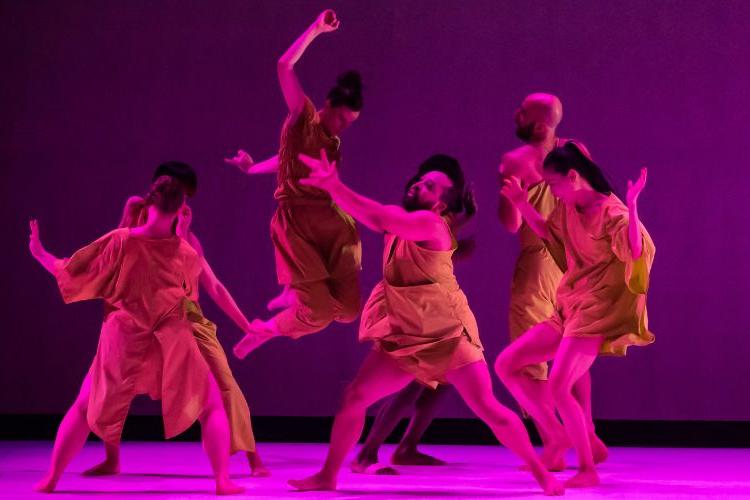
[2,1,749,421]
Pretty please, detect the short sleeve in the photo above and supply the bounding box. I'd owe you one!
[56,229,127,303]
[607,209,655,295]
[287,96,317,133]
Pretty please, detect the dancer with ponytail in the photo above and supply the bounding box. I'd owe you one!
[234,10,366,356]
[29,177,243,495]
[496,142,655,487]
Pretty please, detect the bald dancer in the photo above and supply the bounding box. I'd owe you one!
[496,93,606,469]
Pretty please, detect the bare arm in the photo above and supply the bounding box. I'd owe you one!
[625,168,648,260]
[498,184,522,232]
[500,177,550,240]
[224,150,279,175]
[278,10,340,117]
[298,151,450,247]
[28,220,64,275]
[199,256,253,334]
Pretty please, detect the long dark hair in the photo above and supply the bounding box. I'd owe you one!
[327,71,363,111]
[543,142,614,195]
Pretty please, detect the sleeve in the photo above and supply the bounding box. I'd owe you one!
[55,229,126,303]
[607,209,656,295]
[544,202,568,272]
[287,96,317,132]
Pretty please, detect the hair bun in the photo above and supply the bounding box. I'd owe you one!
[336,71,362,93]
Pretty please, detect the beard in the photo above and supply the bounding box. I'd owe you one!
[402,192,430,212]
[515,122,536,142]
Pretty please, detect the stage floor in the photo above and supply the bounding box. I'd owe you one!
[1,441,749,498]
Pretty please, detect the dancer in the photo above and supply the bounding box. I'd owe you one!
[29,176,243,495]
[496,142,655,487]
[234,9,365,355]
[497,94,605,468]
[87,162,269,478]
[284,151,563,496]
[351,171,477,474]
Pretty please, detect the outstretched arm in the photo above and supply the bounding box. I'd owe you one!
[278,10,340,117]
[199,255,253,334]
[28,220,64,275]
[500,177,550,240]
[298,151,450,246]
[224,150,279,175]
[625,168,647,260]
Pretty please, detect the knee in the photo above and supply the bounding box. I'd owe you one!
[549,376,573,406]
[297,294,336,329]
[493,352,514,383]
[339,383,370,414]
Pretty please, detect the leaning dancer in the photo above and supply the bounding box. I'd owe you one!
[88,162,269,478]
[351,166,478,474]
[497,94,605,469]
[496,143,655,487]
[284,151,563,496]
[234,9,365,355]
[29,177,243,495]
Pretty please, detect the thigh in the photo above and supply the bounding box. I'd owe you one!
[497,322,562,369]
[346,350,415,409]
[549,336,603,393]
[445,361,498,412]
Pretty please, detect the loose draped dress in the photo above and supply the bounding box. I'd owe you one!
[271,97,361,286]
[56,228,209,443]
[544,194,656,355]
[119,202,257,453]
[360,223,484,389]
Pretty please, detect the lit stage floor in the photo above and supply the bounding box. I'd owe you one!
[2,441,749,498]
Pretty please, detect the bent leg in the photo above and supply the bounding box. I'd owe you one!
[289,350,414,491]
[446,361,563,496]
[392,385,449,465]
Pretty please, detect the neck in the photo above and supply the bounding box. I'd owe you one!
[573,189,607,212]
[533,134,558,156]
[140,208,175,238]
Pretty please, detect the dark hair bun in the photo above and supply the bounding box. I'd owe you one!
[327,70,363,111]
[145,175,186,215]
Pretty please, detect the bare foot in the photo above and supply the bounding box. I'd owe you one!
[247,451,271,478]
[233,320,276,359]
[391,447,446,466]
[33,474,59,493]
[530,465,565,496]
[540,446,567,472]
[288,471,337,491]
[82,459,121,476]
[216,478,245,495]
[591,434,609,464]
[564,468,600,488]
[267,287,294,311]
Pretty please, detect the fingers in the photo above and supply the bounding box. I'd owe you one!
[297,153,318,169]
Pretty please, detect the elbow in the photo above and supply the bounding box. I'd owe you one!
[277,59,293,73]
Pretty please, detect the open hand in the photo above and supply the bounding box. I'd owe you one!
[224,150,254,173]
[500,176,528,206]
[626,167,647,209]
[29,219,43,257]
[298,149,340,191]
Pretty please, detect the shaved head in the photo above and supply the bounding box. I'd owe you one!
[514,93,563,143]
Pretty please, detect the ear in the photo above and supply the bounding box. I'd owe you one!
[532,122,547,138]
[434,199,448,215]
[567,169,579,184]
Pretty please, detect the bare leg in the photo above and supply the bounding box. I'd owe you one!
[352,381,423,472]
[571,372,608,464]
[494,323,568,470]
[247,451,271,477]
[391,385,449,465]
[34,375,94,492]
[549,336,603,488]
[199,374,244,495]
[82,440,121,476]
[288,350,414,491]
[446,361,563,496]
